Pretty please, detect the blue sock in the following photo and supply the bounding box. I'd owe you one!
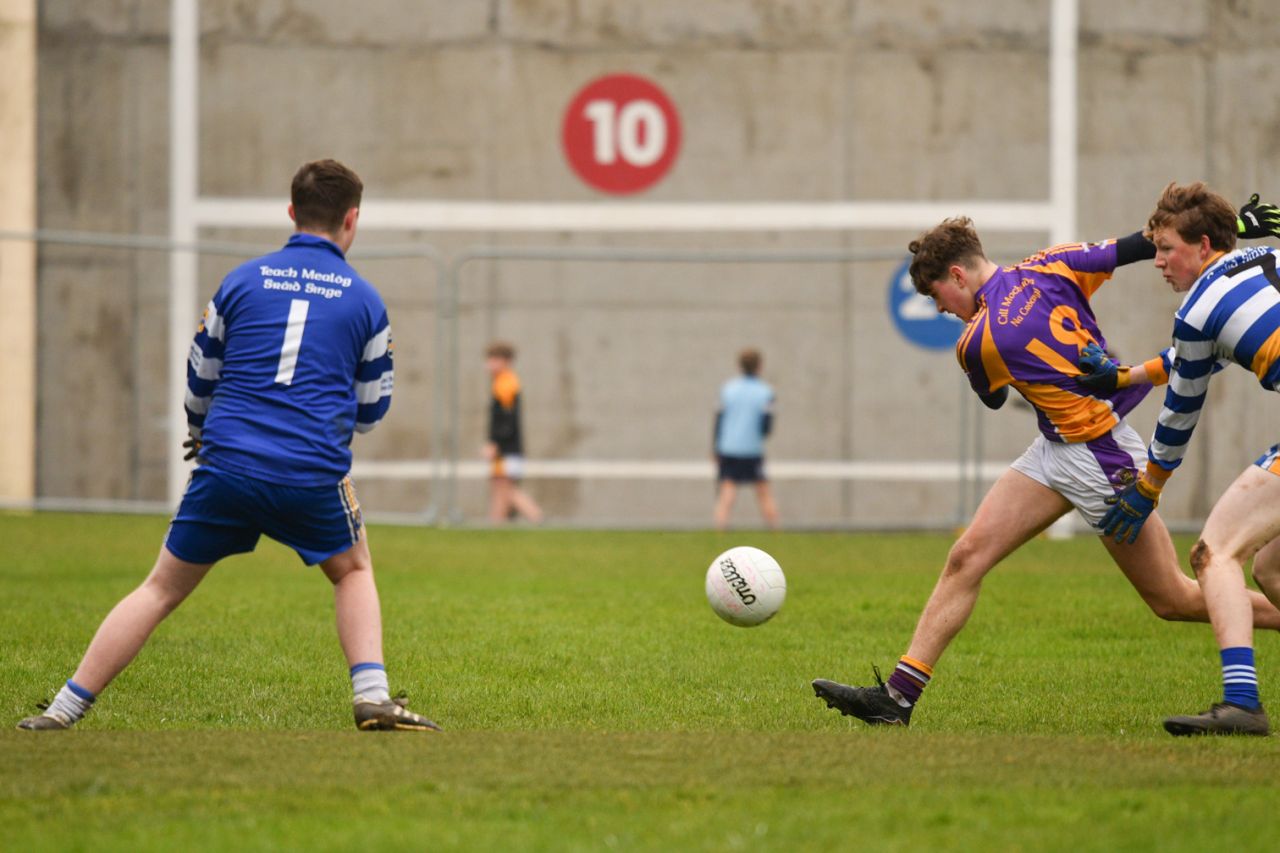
[1221,647,1260,709]
[350,662,390,703]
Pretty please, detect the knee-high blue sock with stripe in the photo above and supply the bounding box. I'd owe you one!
[1221,646,1260,709]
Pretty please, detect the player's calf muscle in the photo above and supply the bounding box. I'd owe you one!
[1254,559,1280,589]
[1145,590,1198,622]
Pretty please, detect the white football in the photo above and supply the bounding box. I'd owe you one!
[705,546,786,627]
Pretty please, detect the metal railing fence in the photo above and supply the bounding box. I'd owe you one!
[0,228,447,517]
[440,244,994,526]
[0,228,1013,528]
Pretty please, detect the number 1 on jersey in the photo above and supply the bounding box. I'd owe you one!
[275,298,310,385]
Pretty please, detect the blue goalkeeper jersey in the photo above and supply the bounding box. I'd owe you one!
[185,233,394,486]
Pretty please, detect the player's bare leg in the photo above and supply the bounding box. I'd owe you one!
[320,531,383,667]
[71,548,215,695]
[1164,466,1280,736]
[510,485,543,524]
[813,469,1070,725]
[1192,467,1280,649]
[1250,536,1280,605]
[1101,511,1280,630]
[903,469,1071,665]
[17,548,213,730]
[322,530,440,732]
[713,481,737,530]
[488,477,513,523]
[754,482,780,530]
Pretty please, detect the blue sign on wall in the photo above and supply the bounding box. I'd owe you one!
[887,258,964,351]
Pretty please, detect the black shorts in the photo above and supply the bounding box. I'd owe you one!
[717,455,765,484]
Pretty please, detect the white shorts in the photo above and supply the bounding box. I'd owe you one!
[1009,422,1145,529]
[492,454,525,481]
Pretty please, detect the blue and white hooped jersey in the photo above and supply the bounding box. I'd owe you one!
[1150,246,1280,472]
[185,233,394,486]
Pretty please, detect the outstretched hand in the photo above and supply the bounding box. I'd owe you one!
[1238,193,1280,240]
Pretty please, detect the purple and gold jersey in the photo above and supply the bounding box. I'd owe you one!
[955,241,1158,444]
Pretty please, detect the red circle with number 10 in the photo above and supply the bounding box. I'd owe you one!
[562,73,682,195]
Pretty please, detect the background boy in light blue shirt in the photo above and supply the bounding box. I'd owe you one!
[713,348,779,530]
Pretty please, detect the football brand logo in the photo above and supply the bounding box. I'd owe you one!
[718,558,757,605]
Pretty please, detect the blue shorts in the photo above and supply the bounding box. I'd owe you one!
[717,455,765,484]
[165,466,363,566]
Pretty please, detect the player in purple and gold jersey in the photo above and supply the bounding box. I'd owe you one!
[813,203,1280,728]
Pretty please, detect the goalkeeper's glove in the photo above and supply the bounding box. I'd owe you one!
[1238,193,1280,240]
[182,437,202,462]
[1076,341,1129,393]
[1099,475,1162,545]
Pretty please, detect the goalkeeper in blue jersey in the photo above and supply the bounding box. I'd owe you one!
[18,160,440,732]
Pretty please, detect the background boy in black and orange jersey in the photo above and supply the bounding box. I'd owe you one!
[484,342,543,524]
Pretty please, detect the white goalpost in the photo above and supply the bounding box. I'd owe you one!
[167,0,1080,528]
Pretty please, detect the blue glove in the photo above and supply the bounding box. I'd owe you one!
[1099,478,1161,544]
[1077,341,1125,393]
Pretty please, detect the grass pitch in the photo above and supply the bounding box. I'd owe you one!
[3,512,1278,850]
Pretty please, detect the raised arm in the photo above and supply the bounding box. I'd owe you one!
[1087,194,1280,278]
[1113,232,1157,268]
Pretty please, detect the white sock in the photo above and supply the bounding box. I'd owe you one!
[350,663,390,703]
[46,680,95,724]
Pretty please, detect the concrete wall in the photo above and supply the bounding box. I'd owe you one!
[0,0,36,502]
[33,0,1280,527]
